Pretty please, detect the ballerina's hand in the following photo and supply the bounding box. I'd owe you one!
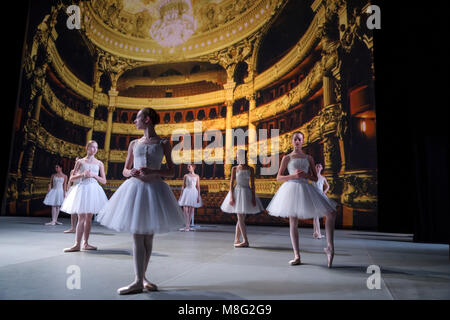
[130,168,141,177]
[294,169,306,179]
[197,197,200,203]
[230,198,235,206]
[84,170,91,178]
[138,167,153,175]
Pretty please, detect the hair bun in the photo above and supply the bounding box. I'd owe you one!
[154,112,160,125]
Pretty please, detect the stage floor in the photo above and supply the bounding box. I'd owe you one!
[0,216,448,300]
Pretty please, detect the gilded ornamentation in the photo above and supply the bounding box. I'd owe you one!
[341,170,377,209]
[97,49,142,88]
[251,61,324,122]
[90,0,259,40]
[42,83,100,129]
[204,36,255,80]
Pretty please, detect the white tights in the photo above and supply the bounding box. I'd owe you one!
[132,234,154,285]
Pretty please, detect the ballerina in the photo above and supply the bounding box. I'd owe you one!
[96,107,184,295]
[220,149,264,247]
[61,141,108,252]
[43,163,67,226]
[266,132,338,267]
[178,164,202,231]
[312,163,332,239]
[63,156,81,233]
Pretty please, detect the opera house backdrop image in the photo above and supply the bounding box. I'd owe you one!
[6,0,377,229]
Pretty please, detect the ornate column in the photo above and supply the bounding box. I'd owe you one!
[104,89,118,175]
[223,81,236,179]
[86,102,98,143]
[247,93,257,171]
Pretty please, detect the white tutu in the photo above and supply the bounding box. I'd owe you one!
[43,176,65,206]
[178,187,202,207]
[60,179,108,214]
[43,189,64,206]
[220,186,264,214]
[267,179,337,219]
[96,177,185,234]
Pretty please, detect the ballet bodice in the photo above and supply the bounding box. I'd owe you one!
[78,161,100,184]
[185,175,197,188]
[133,139,164,170]
[236,169,250,188]
[287,157,309,182]
[314,175,325,192]
[71,177,81,186]
[52,176,64,189]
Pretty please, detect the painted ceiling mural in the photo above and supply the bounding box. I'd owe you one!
[91,0,258,42]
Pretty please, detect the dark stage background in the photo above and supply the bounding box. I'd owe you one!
[2,1,448,245]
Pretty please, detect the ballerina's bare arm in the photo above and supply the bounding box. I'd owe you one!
[94,161,107,185]
[181,174,186,191]
[68,169,74,186]
[196,175,201,194]
[123,140,139,178]
[229,166,236,192]
[323,178,330,193]
[276,155,297,182]
[70,160,84,180]
[63,174,68,193]
[153,139,175,177]
[48,174,54,191]
[250,166,256,199]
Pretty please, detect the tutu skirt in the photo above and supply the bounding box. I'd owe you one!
[220,186,264,214]
[267,179,337,219]
[96,177,184,234]
[43,188,64,206]
[178,187,202,208]
[60,181,108,214]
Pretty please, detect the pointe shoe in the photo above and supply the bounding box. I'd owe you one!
[82,244,97,250]
[144,282,158,292]
[63,229,76,233]
[55,221,63,225]
[63,246,80,253]
[324,247,334,268]
[179,227,187,232]
[45,221,56,226]
[117,284,143,295]
[289,257,301,265]
[234,242,249,248]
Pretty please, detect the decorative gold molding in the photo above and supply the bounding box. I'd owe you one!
[340,169,377,209]
[250,60,324,122]
[82,0,285,62]
[47,39,98,101]
[42,82,107,131]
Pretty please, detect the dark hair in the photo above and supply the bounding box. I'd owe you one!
[315,162,324,173]
[54,161,63,169]
[141,108,160,125]
[292,131,304,139]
